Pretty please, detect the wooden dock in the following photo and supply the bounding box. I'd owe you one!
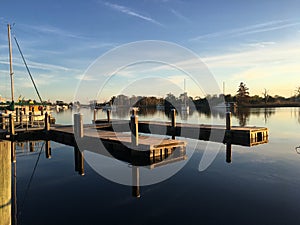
[0,110,269,165]
[49,124,186,159]
[95,119,268,147]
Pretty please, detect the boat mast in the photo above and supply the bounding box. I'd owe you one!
[7,24,14,102]
[184,79,187,107]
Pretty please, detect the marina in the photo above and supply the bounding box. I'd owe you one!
[1,1,300,223]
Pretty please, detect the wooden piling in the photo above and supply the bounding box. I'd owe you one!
[74,113,83,138]
[0,114,5,130]
[9,114,14,136]
[107,109,111,123]
[44,112,50,131]
[29,112,33,127]
[171,109,176,140]
[15,108,19,122]
[0,141,12,225]
[130,108,139,146]
[19,110,23,128]
[93,109,97,124]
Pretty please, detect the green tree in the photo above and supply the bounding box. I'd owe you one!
[236,82,249,105]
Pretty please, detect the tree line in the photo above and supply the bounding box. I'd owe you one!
[92,82,300,109]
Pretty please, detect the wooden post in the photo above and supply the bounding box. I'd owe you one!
[226,142,232,163]
[130,108,138,146]
[19,110,23,128]
[0,141,11,225]
[0,114,5,130]
[107,109,111,123]
[74,114,84,175]
[15,108,19,122]
[74,113,83,138]
[29,112,33,127]
[132,166,140,198]
[9,114,14,136]
[45,140,51,159]
[93,109,97,124]
[226,112,232,131]
[44,112,50,131]
[171,109,176,140]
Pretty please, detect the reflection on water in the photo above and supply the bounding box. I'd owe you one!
[2,107,300,224]
[53,106,281,128]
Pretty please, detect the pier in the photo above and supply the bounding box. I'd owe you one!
[0,110,268,148]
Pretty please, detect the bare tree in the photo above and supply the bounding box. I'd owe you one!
[262,88,269,104]
[295,87,300,101]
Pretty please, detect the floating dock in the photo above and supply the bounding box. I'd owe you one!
[95,120,268,147]
[0,112,268,148]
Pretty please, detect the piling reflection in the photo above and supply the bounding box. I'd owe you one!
[226,142,232,163]
[74,146,85,176]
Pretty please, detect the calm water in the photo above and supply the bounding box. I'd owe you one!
[11,107,300,224]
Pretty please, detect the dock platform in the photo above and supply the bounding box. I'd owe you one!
[95,119,268,146]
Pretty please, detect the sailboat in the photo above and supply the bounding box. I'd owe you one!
[0,24,55,126]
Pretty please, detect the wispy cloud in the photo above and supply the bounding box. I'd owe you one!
[243,41,276,48]
[190,20,300,41]
[102,1,163,27]
[15,23,88,40]
[170,9,191,23]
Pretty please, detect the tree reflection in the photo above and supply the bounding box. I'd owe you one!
[235,108,250,126]
[263,108,275,124]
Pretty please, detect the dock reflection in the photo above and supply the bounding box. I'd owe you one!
[0,134,269,225]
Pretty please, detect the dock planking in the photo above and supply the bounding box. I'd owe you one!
[95,119,268,147]
[49,124,186,158]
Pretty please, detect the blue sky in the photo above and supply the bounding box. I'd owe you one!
[0,0,300,103]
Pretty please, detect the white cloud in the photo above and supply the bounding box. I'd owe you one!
[202,42,300,70]
[17,23,88,39]
[102,1,163,27]
[243,41,276,48]
[190,20,300,41]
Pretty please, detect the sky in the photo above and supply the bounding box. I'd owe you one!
[0,0,300,103]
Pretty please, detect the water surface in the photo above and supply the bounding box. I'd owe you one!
[12,107,300,224]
